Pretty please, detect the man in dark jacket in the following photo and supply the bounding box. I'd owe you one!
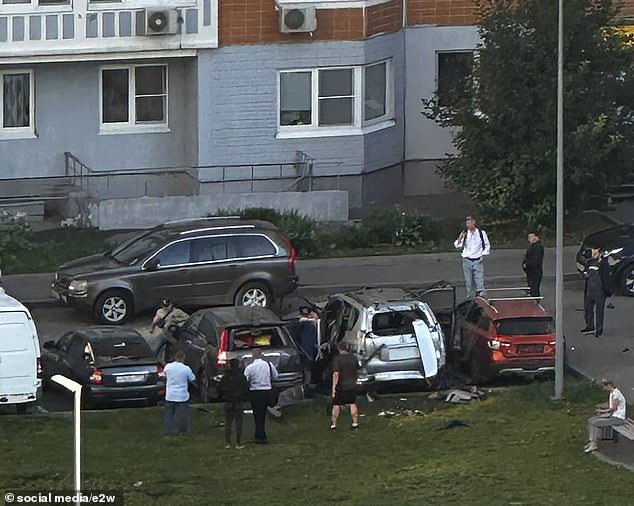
[218,359,250,449]
[581,246,614,338]
[522,231,544,297]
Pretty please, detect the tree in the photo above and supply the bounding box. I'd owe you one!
[423,0,634,227]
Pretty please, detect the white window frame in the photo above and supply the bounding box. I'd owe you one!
[0,68,35,140]
[99,63,169,135]
[277,60,394,139]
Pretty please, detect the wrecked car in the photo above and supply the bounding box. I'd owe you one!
[315,285,454,388]
[453,289,556,384]
[166,306,304,401]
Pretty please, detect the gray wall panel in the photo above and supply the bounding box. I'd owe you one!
[12,17,24,42]
[29,16,41,41]
[62,14,74,39]
[0,59,195,179]
[45,15,58,40]
[119,11,132,37]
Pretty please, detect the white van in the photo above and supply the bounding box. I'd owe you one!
[0,287,42,413]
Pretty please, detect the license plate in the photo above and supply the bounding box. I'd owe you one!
[518,344,544,354]
[115,374,145,384]
[388,347,419,361]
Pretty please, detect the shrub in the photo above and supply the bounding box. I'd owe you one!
[361,206,440,247]
[0,211,32,273]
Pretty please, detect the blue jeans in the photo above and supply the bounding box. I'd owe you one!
[163,400,190,435]
[462,257,485,298]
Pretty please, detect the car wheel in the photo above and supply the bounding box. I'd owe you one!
[469,351,491,386]
[234,282,271,308]
[620,265,634,296]
[94,290,133,324]
[198,368,218,403]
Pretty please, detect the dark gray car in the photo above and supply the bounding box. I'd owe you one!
[166,306,304,401]
[51,218,299,324]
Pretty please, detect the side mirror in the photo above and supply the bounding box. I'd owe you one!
[144,258,160,271]
[43,340,56,350]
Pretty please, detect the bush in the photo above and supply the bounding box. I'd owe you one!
[361,206,440,247]
[0,211,32,273]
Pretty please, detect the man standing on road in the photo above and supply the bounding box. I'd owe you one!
[522,231,544,297]
[581,246,614,337]
[454,216,491,299]
[163,350,196,436]
[584,379,626,453]
[244,348,278,444]
[330,343,360,430]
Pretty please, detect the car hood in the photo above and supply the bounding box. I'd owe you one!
[56,253,132,278]
[580,225,634,250]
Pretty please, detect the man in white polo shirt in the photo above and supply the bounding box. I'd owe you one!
[454,215,491,299]
[163,350,195,436]
[584,378,626,453]
[244,348,278,444]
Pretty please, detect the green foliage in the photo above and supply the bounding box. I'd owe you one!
[362,206,441,247]
[0,211,32,272]
[423,0,634,227]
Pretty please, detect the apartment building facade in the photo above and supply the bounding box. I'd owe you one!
[0,0,631,215]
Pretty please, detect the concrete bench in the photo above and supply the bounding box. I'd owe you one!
[613,418,634,441]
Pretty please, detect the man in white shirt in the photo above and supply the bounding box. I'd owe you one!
[163,350,196,436]
[244,348,278,443]
[454,216,491,299]
[584,378,627,453]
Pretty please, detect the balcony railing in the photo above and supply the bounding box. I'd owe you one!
[0,0,217,60]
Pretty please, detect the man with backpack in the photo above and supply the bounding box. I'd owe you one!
[454,216,491,299]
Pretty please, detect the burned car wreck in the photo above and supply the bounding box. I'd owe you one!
[308,283,455,389]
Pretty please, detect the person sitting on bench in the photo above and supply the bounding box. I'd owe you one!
[585,378,626,453]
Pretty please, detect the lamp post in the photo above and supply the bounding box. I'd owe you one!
[52,374,82,503]
[554,0,565,400]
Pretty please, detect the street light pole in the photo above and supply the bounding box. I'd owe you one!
[554,0,565,400]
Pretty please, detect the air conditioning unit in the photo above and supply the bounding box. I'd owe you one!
[146,9,179,35]
[279,7,317,33]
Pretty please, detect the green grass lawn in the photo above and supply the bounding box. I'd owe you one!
[0,380,631,505]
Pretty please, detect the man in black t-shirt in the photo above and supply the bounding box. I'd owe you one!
[330,343,359,430]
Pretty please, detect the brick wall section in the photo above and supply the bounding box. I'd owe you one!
[407,0,478,27]
[219,0,363,45]
[366,0,403,37]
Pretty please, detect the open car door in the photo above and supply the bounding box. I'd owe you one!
[407,281,456,349]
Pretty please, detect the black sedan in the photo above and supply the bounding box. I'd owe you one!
[42,327,165,407]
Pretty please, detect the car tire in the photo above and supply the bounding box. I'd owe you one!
[234,282,272,308]
[620,265,634,297]
[94,290,133,324]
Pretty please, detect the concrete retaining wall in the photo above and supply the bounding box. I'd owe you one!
[92,191,349,230]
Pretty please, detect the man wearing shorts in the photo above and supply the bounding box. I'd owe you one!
[330,343,359,430]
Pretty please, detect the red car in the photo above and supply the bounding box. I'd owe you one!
[453,292,556,384]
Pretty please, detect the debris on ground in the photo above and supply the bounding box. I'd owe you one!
[445,387,486,404]
[377,409,424,418]
[434,419,470,431]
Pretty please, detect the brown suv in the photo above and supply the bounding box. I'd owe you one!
[51,218,298,324]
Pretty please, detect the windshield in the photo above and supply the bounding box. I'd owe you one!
[110,230,169,265]
[229,327,290,350]
[91,336,154,360]
[371,308,429,337]
[496,317,554,336]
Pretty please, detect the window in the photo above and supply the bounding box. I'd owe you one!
[437,51,474,107]
[279,61,392,133]
[100,64,167,131]
[1,70,33,135]
[156,240,190,267]
[190,237,230,263]
[230,235,277,258]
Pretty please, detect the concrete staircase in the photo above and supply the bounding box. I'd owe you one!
[0,177,81,222]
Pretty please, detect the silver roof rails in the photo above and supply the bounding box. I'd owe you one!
[165,216,241,225]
